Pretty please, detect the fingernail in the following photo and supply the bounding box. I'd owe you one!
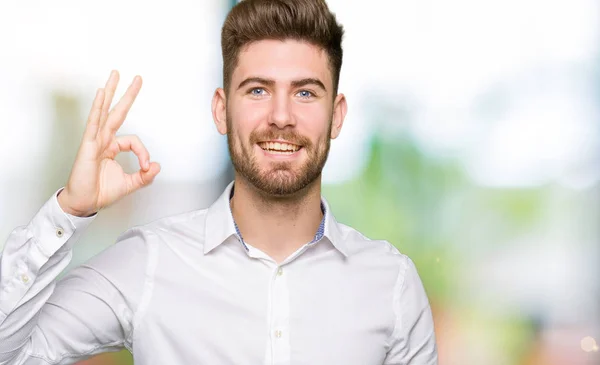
[145,161,150,170]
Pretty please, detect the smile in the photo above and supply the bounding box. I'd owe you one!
[257,141,301,155]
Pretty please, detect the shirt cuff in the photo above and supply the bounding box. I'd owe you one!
[55,188,98,225]
[26,188,96,258]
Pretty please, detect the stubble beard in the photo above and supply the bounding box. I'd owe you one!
[226,117,331,197]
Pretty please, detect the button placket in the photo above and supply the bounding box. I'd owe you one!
[269,265,291,364]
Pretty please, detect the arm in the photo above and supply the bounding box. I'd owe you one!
[0,70,160,364]
[0,192,148,365]
[384,257,438,365]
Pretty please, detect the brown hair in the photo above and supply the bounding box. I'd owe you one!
[221,0,344,94]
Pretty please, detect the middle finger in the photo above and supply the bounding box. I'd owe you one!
[100,70,120,128]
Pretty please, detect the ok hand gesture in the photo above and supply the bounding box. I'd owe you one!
[58,71,161,217]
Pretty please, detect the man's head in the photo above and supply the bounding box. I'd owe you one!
[221,0,344,95]
[212,0,347,197]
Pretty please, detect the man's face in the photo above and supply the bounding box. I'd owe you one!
[215,39,346,196]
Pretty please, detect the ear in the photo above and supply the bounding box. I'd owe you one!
[330,93,347,139]
[212,88,227,135]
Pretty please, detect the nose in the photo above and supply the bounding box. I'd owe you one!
[269,93,295,129]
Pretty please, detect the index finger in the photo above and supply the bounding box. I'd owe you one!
[104,75,143,135]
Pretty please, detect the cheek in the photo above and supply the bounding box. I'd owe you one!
[228,102,267,142]
[233,99,270,128]
[295,104,332,140]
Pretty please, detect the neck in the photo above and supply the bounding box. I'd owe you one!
[230,175,323,263]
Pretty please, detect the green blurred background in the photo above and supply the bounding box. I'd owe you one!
[0,0,598,364]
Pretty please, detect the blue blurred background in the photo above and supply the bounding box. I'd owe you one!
[0,0,598,364]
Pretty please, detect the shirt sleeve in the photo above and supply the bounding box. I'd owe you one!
[383,256,439,365]
[0,189,149,365]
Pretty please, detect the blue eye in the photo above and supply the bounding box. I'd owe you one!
[297,90,314,98]
[250,88,266,96]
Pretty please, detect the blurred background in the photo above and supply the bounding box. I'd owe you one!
[0,0,598,364]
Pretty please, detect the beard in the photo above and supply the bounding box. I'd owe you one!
[226,117,331,197]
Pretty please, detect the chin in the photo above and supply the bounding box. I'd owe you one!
[249,173,299,196]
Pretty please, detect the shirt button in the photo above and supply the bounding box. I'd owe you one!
[21,274,29,283]
[275,330,282,338]
[277,267,283,276]
[56,228,64,238]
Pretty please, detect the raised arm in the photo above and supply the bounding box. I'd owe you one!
[0,71,160,364]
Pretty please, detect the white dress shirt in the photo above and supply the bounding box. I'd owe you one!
[0,182,438,365]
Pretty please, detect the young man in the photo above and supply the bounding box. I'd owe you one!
[0,0,437,364]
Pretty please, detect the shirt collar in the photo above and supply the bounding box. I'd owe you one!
[203,181,349,257]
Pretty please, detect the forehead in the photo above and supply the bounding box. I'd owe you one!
[232,39,332,88]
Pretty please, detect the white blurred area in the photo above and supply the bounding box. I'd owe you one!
[328,0,599,188]
[0,0,229,183]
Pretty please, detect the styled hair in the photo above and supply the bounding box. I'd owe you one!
[221,0,344,94]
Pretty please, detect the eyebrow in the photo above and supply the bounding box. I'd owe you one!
[291,78,327,92]
[237,77,275,90]
[237,77,327,92]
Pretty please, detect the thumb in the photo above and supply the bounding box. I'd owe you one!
[129,162,161,192]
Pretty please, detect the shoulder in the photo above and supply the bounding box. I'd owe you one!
[338,222,409,261]
[335,224,430,312]
[83,207,210,280]
[82,208,210,267]
[119,208,210,243]
[337,223,414,290]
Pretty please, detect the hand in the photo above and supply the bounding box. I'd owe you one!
[58,70,161,217]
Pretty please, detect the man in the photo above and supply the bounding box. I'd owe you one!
[0,0,437,364]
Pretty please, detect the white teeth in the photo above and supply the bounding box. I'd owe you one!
[259,141,300,152]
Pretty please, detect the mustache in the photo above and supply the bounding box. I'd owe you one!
[249,128,312,147]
